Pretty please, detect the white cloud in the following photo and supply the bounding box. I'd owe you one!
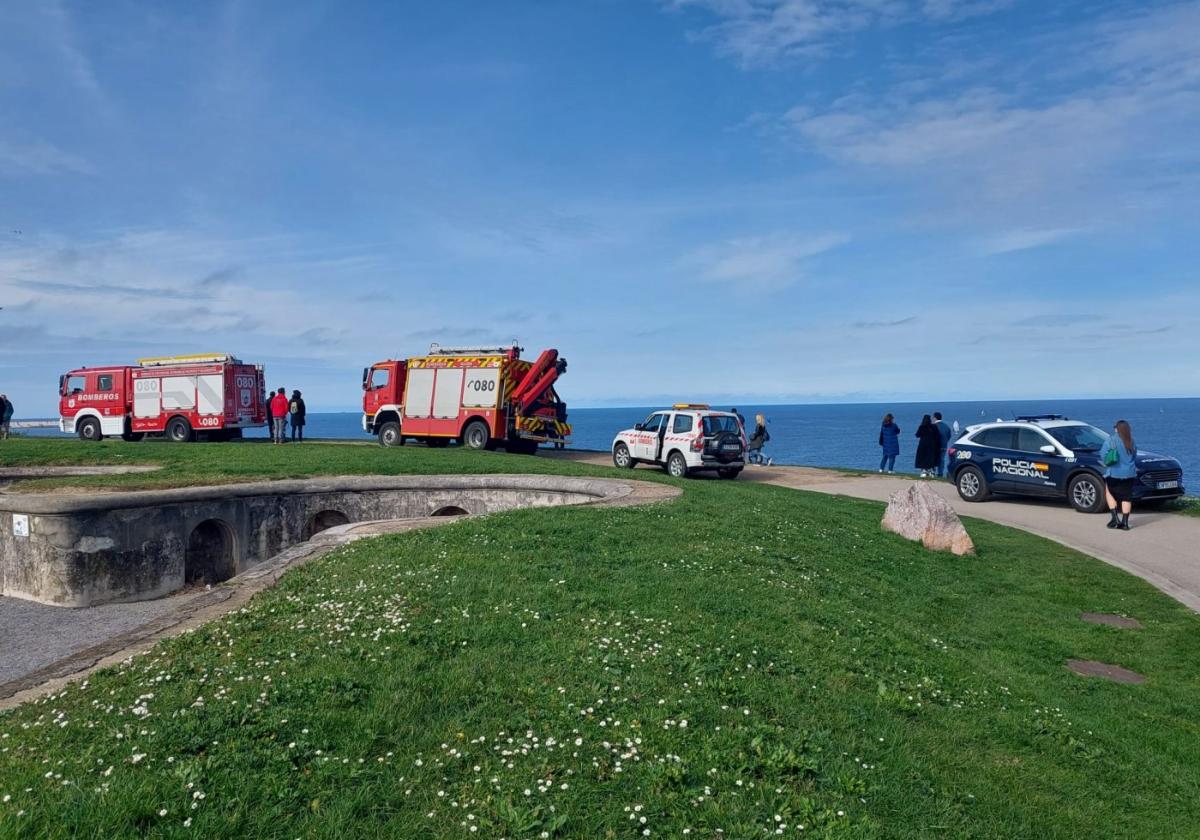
[0,139,93,176]
[980,227,1082,255]
[671,0,1008,66]
[691,231,849,290]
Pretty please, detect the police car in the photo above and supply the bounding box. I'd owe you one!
[612,404,745,479]
[948,415,1185,513]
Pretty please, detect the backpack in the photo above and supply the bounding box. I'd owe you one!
[290,400,299,414]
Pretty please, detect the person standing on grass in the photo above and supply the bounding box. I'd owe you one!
[289,390,307,442]
[878,413,900,473]
[270,388,289,445]
[933,411,952,478]
[1100,419,1138,531]
[0,394,10,440]
[915,414,941,478]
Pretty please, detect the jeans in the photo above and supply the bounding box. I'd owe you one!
[880,453,896,472]
[291,422,303,442]
[936,449,947,477]
[272,417,286,443]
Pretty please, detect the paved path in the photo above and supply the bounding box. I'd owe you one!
[549,451,1200,613]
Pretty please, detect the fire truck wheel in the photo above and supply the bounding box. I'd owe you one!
[377,421,403,447]
[77,417,103,442]
[166,417,193,443]
[612,443,634,469]
[666,451,689,479]
[462,420,491,451]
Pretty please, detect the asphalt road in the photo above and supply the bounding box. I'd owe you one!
[549,451,1200,613]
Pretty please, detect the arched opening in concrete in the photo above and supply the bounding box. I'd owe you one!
[431,505,469,517]
[185,519,236,585]
[303,509,351,539]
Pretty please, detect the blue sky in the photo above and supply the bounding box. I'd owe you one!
[1,0,1198,415]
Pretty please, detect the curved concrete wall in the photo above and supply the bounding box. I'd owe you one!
[0,475,634,607]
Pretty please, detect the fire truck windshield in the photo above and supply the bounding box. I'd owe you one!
[64,374,85,394]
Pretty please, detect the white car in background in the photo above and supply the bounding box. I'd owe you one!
[611,404,746,479]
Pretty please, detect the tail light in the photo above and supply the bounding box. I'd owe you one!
[691,434,704,452]
[947,446,956,459]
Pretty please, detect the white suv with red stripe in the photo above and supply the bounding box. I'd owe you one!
[611,405,746,479]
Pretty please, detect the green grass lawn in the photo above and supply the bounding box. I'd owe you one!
[2,439,1199,838]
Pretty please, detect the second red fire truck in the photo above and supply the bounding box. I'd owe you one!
[59,353,268,442]
[362,344,570,452]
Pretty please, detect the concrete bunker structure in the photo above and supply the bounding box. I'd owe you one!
[0,474,637,607]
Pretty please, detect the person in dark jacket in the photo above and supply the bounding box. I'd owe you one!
[747,413,772,466]
[932,411,952,478]
[0,394,11,440]
[914,414,941,478]
[878,414,900,473]
[289,390,307,442]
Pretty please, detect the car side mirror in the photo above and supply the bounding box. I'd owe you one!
[1040,445,1057,455]
[634,423,644,431]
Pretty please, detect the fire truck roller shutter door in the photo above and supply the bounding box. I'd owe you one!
[197,375,223,416]
[462,369,500,408]
[404,368,435,418]
[433,368,465,418]
[134,377,161,418]
[162,376,196,410]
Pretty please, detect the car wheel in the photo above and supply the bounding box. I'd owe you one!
[717,467,741,480]
[666,451,688,479]
[462,420,490,450]
[77,417,102,442]
[166,417,193,443]
[1068,473,1106,513]
[956,465,989,502]
[613,442,634,469]
[377,421,403,447]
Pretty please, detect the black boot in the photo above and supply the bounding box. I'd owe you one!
[1107,509,1121,529]
[1118,512,1131,531]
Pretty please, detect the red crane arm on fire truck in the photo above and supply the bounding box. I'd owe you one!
[516,364,563,414]
[509,349,557,406]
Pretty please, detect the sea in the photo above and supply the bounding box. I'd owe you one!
[20,398,1200,483]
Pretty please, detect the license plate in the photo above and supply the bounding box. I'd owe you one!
[721,444,740,450]
[1157,480,1179,489]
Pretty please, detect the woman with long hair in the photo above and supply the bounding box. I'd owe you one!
[914,414,941,478]
[1100,419,1138,530]
[747,413,771,466]
[878,413,900,473]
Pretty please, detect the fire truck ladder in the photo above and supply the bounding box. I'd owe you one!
[137,353,242,367]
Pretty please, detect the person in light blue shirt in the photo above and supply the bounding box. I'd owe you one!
[1099,419,1138,531]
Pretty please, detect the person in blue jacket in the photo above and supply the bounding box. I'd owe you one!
[1100,419,1138,531]
[878,413,900,473]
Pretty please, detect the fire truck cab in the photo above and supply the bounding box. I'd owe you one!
[59,353,267,443]
[362,343,570,453]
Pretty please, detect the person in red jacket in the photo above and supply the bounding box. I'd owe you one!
[270,387,289,444]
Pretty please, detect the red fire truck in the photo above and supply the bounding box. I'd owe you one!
[362,343,570,452]
[58,353,268,442]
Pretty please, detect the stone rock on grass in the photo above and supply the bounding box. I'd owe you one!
[882,482,975,555]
